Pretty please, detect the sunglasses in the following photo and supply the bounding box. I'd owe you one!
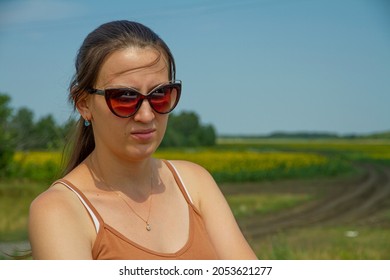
[88,81,181,118]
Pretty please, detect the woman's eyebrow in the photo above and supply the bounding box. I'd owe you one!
[104,82,167,92]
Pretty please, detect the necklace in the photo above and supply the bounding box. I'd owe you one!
[90,157,154,231]
[107,179,153,231]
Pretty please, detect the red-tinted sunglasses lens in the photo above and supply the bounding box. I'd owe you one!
[149,84,180,114]
[106,89,140,117]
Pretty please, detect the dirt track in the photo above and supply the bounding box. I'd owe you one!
[220,163,390,240]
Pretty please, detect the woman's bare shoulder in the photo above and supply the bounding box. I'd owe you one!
[29,182,95,259]
[30,182,77,214]
[165,160,219,207]
[167,159,211,175]
[167,160,215,186]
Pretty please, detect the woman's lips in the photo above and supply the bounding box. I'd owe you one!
[130,129,156,141]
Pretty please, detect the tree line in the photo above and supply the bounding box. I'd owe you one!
[0,92,216,174]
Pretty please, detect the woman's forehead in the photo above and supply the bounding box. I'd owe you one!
[96,47,169,87]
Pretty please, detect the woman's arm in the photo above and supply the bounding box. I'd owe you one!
[170,160,258,260]
[28,185,95,259]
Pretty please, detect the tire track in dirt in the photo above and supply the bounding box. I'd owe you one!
[231,163,390,240]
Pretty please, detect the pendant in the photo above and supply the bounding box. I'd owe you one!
[146,223,151,231]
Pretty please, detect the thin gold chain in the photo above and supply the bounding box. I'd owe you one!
[106,178,153,231]
[90,157,154,231]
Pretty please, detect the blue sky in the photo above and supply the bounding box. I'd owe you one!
[1,0,389,136]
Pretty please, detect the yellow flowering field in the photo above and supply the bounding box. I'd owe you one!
[155,149,344,182]
[12,151,62,181]
[12,148,343,182]
[11,138,390,182]
[155,149,328,171]
[13,151,62,167]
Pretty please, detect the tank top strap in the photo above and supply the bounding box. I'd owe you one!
[52,179,102,233]
[163,160,195,206]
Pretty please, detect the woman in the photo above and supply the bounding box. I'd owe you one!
[29,20,257,260]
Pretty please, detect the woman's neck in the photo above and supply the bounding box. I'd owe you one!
[87,149,155,198]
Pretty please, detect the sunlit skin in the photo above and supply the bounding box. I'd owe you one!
[28,47,257,260]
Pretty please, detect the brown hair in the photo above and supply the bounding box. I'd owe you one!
[62,20,176,175]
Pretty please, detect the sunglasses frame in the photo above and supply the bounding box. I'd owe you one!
[87,80,181,118]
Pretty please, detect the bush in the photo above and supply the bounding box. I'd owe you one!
[161,111,216,147]
[0,93,15,176]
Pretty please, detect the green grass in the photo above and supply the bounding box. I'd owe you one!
[252,225,390,260]
[0,180,47,241]
[227,193,312,218]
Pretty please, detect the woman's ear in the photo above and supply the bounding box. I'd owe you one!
[76,95,92,121]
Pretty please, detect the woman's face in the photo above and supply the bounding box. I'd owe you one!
[86,47,171,161]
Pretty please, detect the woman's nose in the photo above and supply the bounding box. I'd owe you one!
[133,99,155,123]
